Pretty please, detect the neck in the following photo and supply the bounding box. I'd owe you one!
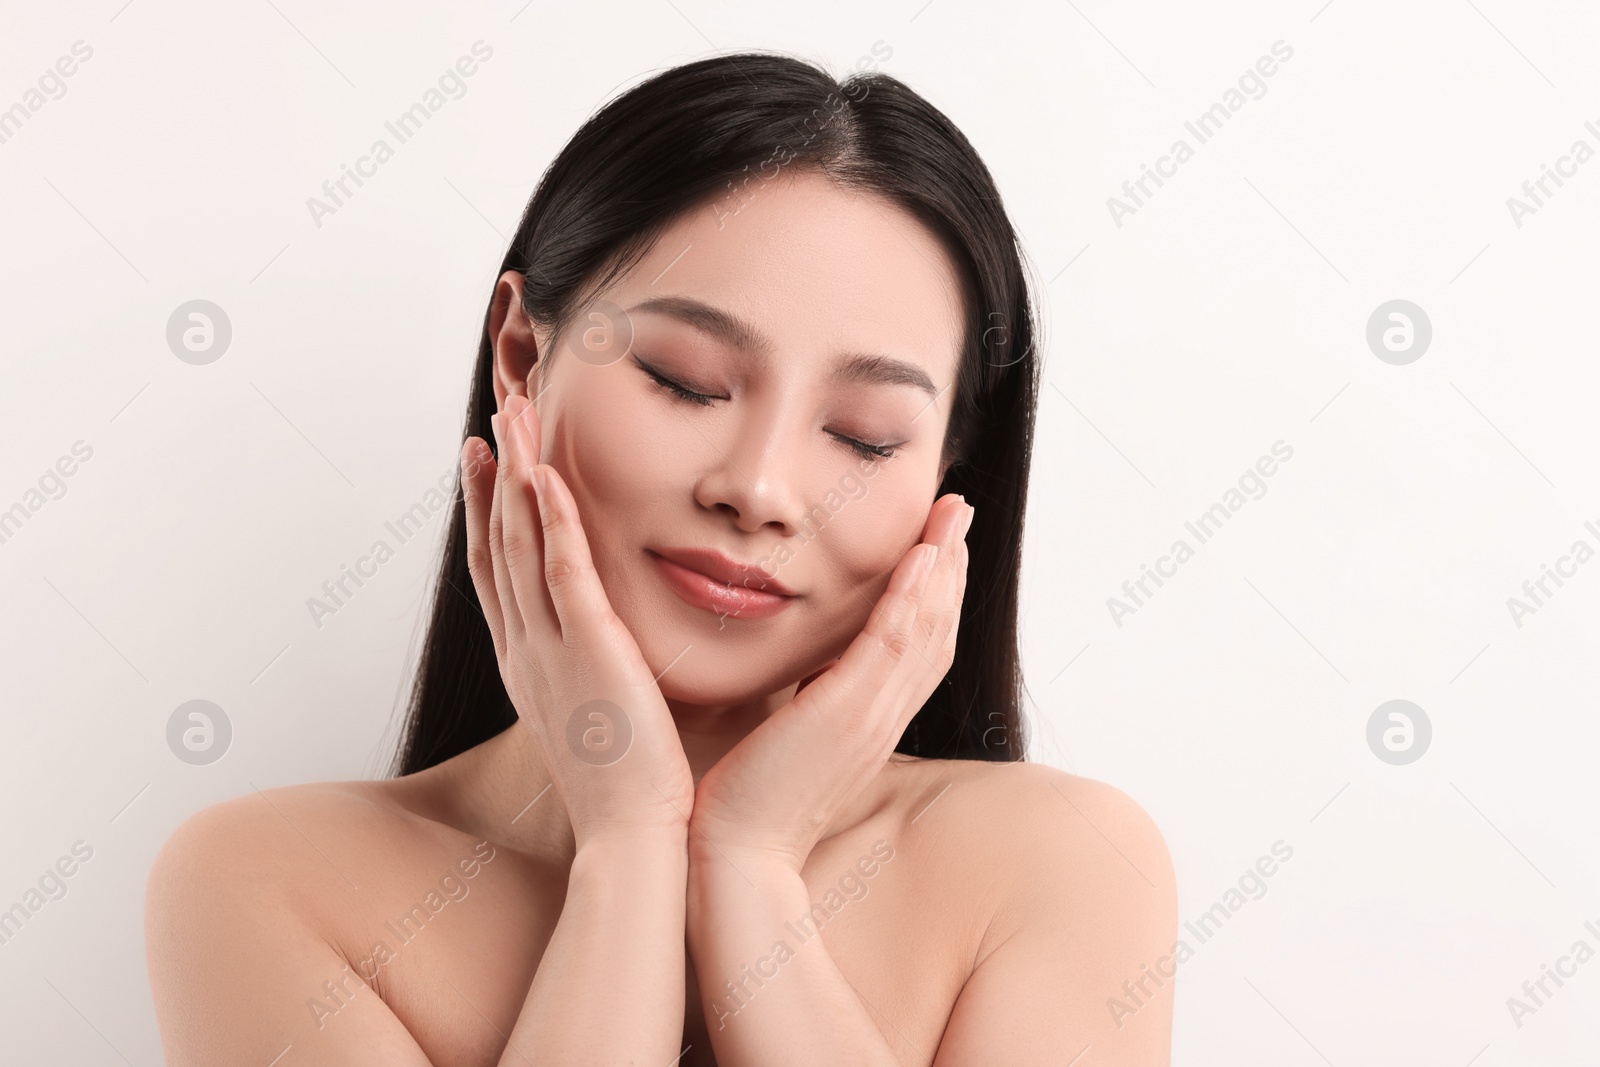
[664,682,798,786]
[407,684,808,865]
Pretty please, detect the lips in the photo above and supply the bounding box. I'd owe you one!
[646,546,797,620]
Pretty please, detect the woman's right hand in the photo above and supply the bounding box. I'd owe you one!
[461,391,695,849]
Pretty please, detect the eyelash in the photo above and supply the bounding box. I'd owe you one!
[634,357,900,462]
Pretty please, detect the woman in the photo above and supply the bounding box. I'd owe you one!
[145,51,1175,1065]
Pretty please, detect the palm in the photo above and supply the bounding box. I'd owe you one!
[690,655,883,865]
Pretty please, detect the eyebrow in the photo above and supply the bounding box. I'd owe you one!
[626,295,940,399]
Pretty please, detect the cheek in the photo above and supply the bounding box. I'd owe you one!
[540,363,706,508]
[808,470,928,598]
[761,470,928,672]
[539,374,676,563]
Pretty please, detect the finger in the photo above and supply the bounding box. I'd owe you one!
[500,393,560,637]
[882,540,939,660]
[895,493,967,647]
[530,460,626,650]
[939,517,971,664]
[801,542,937,746]
[913,531,966,681]
[459,436,506,658]
[773,497,962,731]
[487,409,526,645]
[867,508,968,681]
[920,491,967,544]
[797,657,841,694]
[900,541,945,673]
[912,500,972,669]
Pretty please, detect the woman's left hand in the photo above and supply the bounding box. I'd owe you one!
[688,491,975,873]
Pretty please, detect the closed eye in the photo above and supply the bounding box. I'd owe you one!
[634,355,720,406]
[634,354,901,462]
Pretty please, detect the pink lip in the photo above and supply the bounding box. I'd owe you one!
[647,547,796,620]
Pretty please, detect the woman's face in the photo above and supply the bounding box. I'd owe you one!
[493,168,965,707]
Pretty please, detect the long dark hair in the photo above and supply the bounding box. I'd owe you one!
[392,50,1040,776]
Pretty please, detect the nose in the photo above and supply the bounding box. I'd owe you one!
[691,406,808,536]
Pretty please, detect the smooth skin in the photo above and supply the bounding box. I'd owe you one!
[145,169,1176,1066]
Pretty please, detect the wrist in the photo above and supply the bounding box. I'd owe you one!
[686,844,808,940]
[575,821,690,861]
[688,830,804,872]
[687,837,805,902]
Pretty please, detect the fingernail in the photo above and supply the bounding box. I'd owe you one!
[959,504,975,538]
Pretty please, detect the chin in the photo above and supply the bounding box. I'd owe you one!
[631,621,805,707]
[649,639,780,703]
[655,673,774,707]
[596,540,859,706]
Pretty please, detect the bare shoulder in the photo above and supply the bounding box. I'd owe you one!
[144,781,449,1065]
[990,761,1172,886]
[900,758,1172,882]
[895,758,1176,951]
[143,775,504,959]
[146,780,436,915]
[904,760,1179,1064]
[144,780,436,982]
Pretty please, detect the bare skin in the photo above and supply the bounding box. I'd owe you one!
[145,169,1176,1065]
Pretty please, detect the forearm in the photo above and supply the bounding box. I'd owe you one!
[686,846,900,1066]
[497,829,689,1066]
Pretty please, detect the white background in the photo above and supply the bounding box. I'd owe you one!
[2,0,1597,1063]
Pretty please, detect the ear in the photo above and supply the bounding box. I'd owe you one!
[487,270,548,409]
